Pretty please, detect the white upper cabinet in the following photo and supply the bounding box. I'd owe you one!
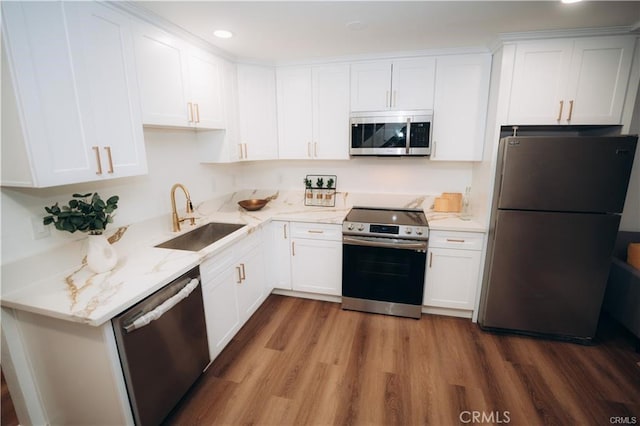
[134,25,224,129]
[277,67,313,159]
[277,64,350,160]
[507,36,635,125]
[236,64,279,161]
[350,57,435,111]
[1,2,147,187]
[431,54,491,161]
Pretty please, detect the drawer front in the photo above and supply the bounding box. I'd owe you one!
[428,231,484,251]
[290,222,342,241]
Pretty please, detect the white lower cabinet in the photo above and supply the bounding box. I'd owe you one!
[290,222,342,296]
[266,221,293,290]
[200,231,266,360]
[423,231,484,311]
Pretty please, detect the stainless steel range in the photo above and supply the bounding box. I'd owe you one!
[342,207,429,319]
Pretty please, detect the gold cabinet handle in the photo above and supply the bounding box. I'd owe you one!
[567,100,574,121]
[386,90,390,108]
[557,100,564,121]
[194,103,200,123]
[239,144,244,160]
[429,252,433,268]
[104,146,114,174]
[314,142,318,158]
[240,263,246,281]
[283,224,287,239]
[187,102,194,123]
[446,238,465,243]
[307,230,324,234]
[236,266,242,284]
[92,146,102,175]
[244,144,248,159]
[292,241,295,256]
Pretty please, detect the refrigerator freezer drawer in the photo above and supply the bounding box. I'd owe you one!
[479,209,620,340]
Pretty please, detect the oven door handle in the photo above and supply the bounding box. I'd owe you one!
[343,236,427,251]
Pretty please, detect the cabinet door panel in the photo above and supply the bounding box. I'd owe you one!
[66,2,146,177]
[2,2,92,185]
[202,269,241,360]
[277,67,313,159]
[237,64,279,160]
[236,245,266,321]
[432,54,490,161]
[350,61,392,111]
[424,247,481,310]
[266,222,292,290]
[134,26,189,127]
[291,239,342,296]
[313,65,350,159]
[507,40,573,125]
[392,57,436,110]
[188,50,225,129]
[567,37,634,125]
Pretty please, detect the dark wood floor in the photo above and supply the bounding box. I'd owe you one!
[1,368,19,426]
[165,294,640,426]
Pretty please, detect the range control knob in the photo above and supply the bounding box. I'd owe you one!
[405,227,413,234]
[347,223,354,231]
[357,224,365,231]
[416,228,424,236]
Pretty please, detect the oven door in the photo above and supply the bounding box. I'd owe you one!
[342,236,427,308]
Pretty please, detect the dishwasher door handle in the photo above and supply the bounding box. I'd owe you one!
[123,278,200,333]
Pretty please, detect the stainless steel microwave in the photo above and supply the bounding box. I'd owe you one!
[350,110,432,156]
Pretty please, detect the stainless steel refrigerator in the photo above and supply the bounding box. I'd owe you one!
[479,135,638,343]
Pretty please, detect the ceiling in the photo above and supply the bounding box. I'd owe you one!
[138,1,640,62]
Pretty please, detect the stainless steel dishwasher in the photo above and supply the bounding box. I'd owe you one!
[112,266,209,426]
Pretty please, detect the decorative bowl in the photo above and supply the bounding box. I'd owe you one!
[238,199,269,211]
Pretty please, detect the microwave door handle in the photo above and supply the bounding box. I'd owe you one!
[406,117,411,154]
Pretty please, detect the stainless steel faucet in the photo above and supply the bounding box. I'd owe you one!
[170,183,196,232]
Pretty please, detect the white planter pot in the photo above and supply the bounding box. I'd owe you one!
[86,234,117,273]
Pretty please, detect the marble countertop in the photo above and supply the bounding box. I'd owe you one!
[1,190,485,327]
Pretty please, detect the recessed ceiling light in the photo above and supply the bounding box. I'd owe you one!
[214,30,233,39]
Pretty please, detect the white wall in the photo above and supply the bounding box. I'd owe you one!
[0,128,239,264]
[1,128,473,264]
[620,82,640,232]
[235,157,472,195]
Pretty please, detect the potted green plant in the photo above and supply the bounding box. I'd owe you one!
[325,178,335,206]
[43,193,119,273]
[315,177,324,204]
[304,177,313,201]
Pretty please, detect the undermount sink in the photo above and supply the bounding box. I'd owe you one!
[155,222,246,252]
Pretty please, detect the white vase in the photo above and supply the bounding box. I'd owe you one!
[86,234,117,273]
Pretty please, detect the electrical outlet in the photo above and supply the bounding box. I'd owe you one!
[31,216,50,240]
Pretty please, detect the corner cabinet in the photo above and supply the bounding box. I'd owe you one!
[507,36,636,125]
[350,57,436,112]
[1,2,147,187]
[200,230,266,360]
[423,231,484,312]
[430,53,491,161]
[133,25,224,129]
[266,221,293,290]
[236,64,279,161]
[276,64,350,160]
